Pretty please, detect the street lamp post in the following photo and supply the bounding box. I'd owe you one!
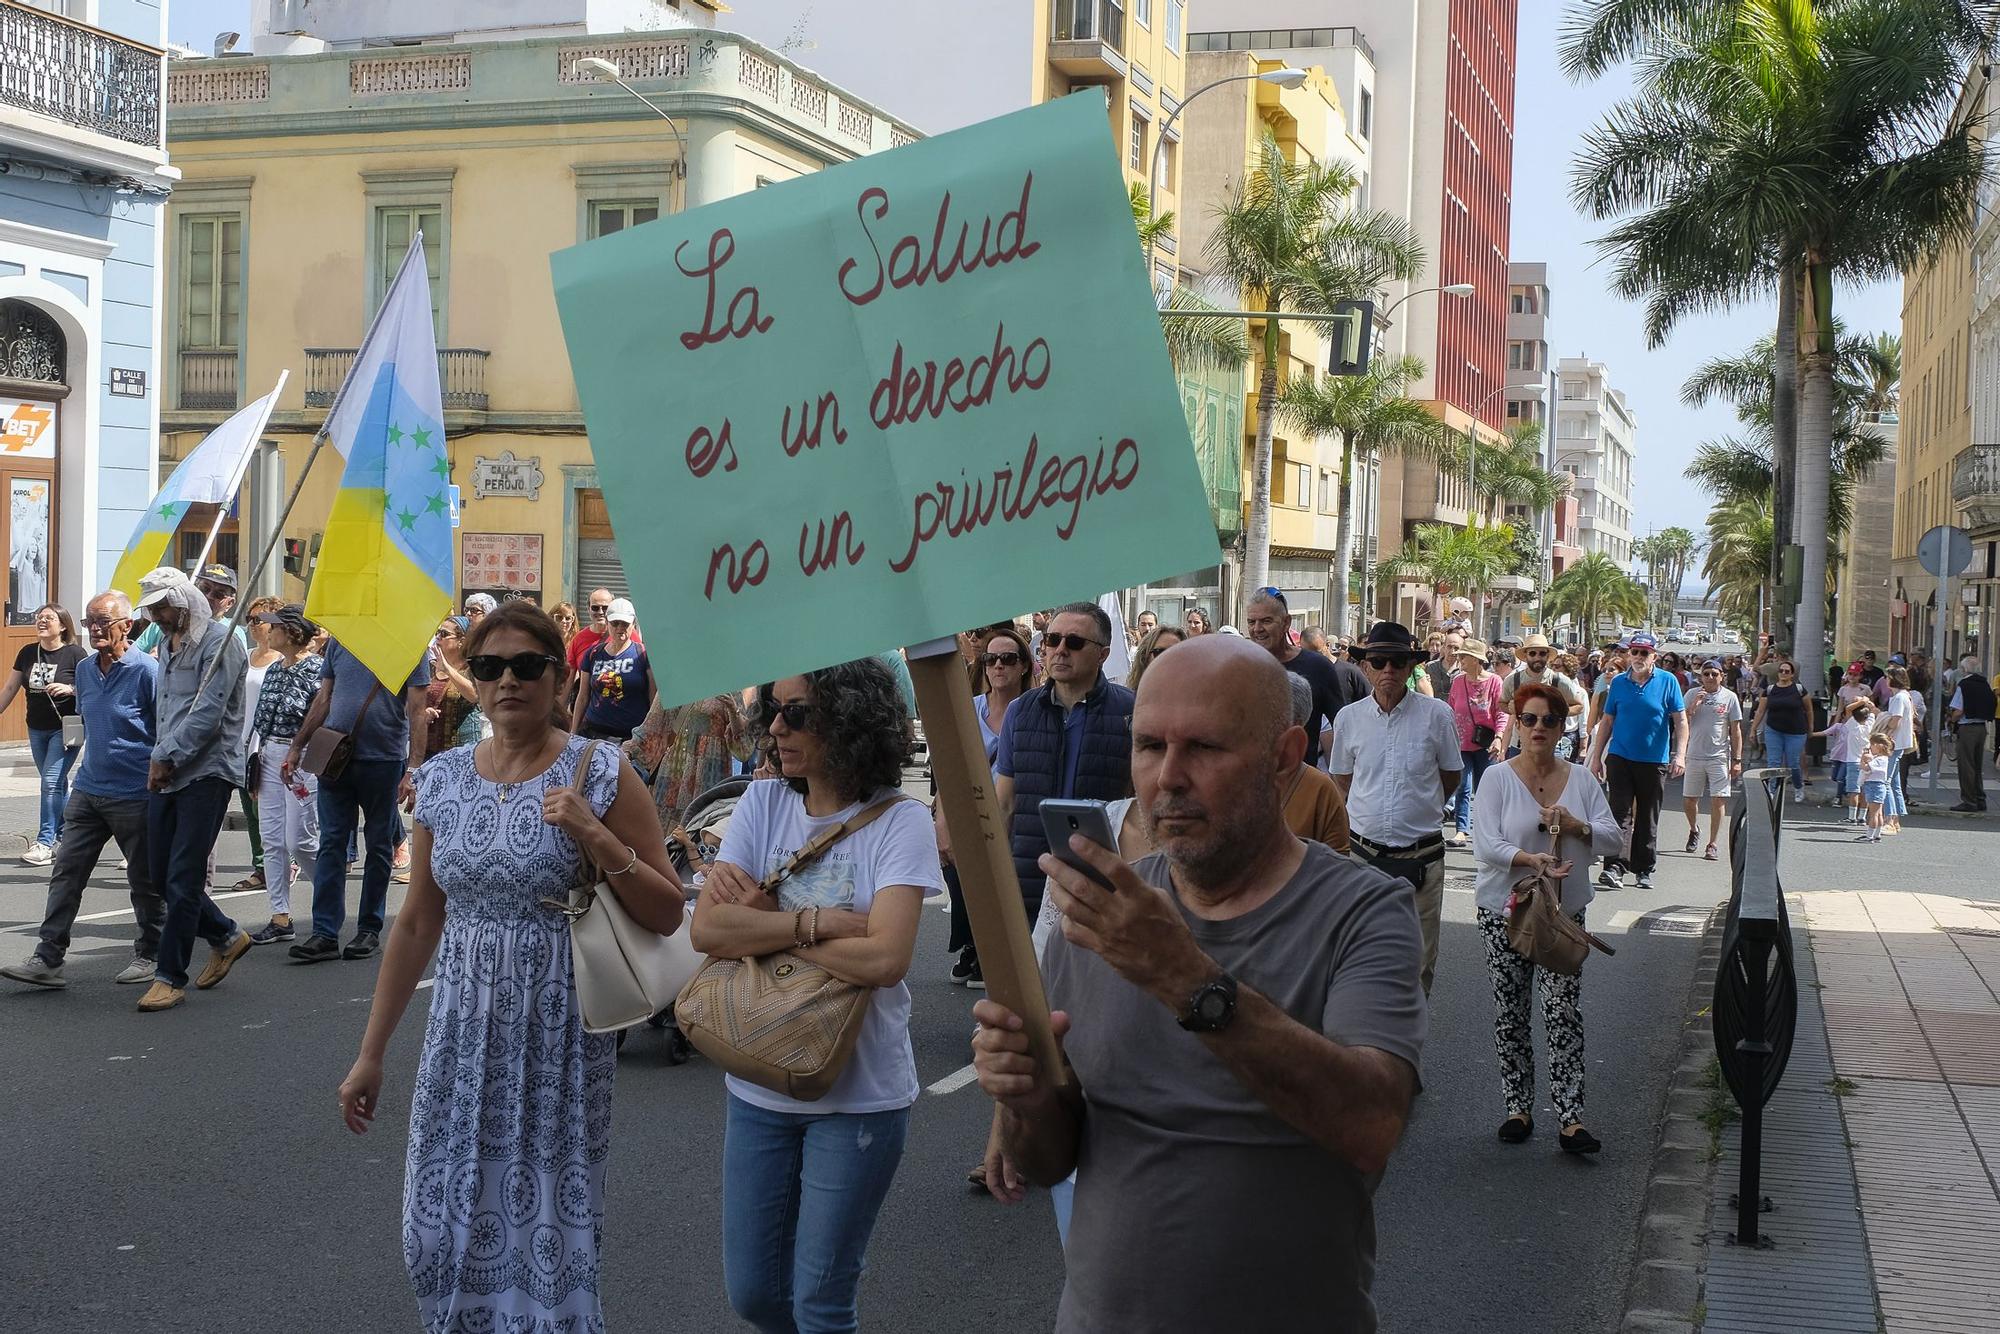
[1144,66,1309,300]
[578,56,690,190]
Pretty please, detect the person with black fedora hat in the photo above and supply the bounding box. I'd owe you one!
[1329,621,1463,996]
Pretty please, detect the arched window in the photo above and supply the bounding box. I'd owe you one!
[0,301,66,388]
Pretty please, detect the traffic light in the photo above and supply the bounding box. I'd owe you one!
[282,537,305,577]
[1328,299,1375,377]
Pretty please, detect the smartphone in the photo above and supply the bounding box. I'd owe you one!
[1038,798,1119,889]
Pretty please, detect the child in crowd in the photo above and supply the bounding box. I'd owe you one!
[1815,698,1873,825]
[1857,732,1892,843]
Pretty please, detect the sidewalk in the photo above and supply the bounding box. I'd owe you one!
[1694,890,2000,1333]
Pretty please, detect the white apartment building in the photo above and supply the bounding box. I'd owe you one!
[1552,356,1636,566]
[1505,261,1549,428]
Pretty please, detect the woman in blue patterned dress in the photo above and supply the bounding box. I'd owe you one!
[338,601,684,1333]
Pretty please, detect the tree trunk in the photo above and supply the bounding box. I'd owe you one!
[1243,314,1281,615]
[1334,431,1358,638]
[1793,259,1835,694]
[1770,263,1799,643]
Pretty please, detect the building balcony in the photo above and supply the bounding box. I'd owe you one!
[304,347,490,414]
[0,0,166,173]
[177,348,237,411]
[1953,443,2000,530]
[1049,0,1128,78]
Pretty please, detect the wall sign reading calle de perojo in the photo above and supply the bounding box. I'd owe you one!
[470,450,545,500]
[550,94,1220,707]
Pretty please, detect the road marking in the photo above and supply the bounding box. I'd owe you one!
[3,888,264,933]
[925,1062,979,1096]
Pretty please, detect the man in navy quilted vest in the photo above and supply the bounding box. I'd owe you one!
[995,601,1136,919]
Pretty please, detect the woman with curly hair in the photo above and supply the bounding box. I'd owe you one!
[692,657,943,1332]
[1125,623,1185,691]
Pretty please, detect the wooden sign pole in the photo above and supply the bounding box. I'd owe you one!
[907,642,1066,1085]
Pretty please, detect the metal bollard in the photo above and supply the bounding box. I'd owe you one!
[1711,770,1800,1247]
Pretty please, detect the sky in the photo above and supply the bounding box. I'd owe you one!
[165,0,1905,553]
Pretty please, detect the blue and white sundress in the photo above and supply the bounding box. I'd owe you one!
[403,735,621,1334]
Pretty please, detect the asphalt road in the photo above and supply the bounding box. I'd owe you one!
[0,776,1735,1334]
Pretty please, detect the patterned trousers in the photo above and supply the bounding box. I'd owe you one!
[1477,907,1587,1126]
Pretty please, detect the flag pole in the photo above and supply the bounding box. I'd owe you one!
[192,368,288,575]
[195,236,433,685]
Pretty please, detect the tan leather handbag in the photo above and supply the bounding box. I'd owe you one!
[674,794,911,1101]
[1505,830,1615,976]
[542,741,699,1033]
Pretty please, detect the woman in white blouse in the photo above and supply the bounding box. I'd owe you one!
[1473,681,1624,1155]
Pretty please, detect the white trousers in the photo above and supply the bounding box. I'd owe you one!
[257,737,320,916]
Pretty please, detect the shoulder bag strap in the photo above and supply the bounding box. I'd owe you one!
[347,676,384,732]
[760,793,913,895]
[569,739,608,887]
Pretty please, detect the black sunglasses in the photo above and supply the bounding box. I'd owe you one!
[1044,633,1104,653]
[1516,711,1561,730]
[467,653,561,682]
[1362,654,1411,670]
[766,701,817,730]
[982,650,1024,667]
[1628,647,1654,657]
[589,603,610,614]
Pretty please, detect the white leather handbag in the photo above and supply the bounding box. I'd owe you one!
[544,741,703,1033]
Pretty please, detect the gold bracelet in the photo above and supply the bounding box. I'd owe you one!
[605,844,639,877]
[808,904,820,949]
[792,908,808,949]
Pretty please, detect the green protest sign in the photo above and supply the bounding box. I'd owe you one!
[551,94,1220,706]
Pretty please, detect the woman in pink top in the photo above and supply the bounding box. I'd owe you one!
[1448,639,1506,847]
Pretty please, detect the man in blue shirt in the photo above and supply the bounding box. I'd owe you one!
[1585,632,1689,891]
[283,637,430,963]
[1,591,166,990]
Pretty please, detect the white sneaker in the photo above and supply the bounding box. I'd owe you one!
[113,955,156,985]
[21,842,53,867]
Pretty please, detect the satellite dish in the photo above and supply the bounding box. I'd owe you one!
[213,31,241,56]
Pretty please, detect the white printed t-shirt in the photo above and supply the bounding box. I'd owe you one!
[714,779,944,1115]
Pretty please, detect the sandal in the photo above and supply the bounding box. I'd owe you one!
[1560,1124,1602,1155]
[1497,1114,1533,1143]
[231,871,266,890]
[966,1162,988,1187]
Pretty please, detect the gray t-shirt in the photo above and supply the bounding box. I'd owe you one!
[1044,841,1427,1334]
[321,639,430,764]
[1683,686,1743,763]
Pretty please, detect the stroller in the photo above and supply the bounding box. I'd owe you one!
[632,776,751,1064]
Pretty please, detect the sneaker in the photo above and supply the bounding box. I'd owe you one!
[964,959,985,991]
[1596,868,1624,891]
[0,953,65,988]
[1703,843,1719,861]
[113,955,155,985]
[21,841,53,867]
[116,856,128,871]
[342,930,381,961]
[949,948,977,986]
[1792,788,1806,804]
[247,919,296,945]
[1635,872,1655,891]
[288,934,341,964]
[1951,802,1982,813]
[194,930,252,990]
[1684,831,1699,854]
[136,980,184,1012]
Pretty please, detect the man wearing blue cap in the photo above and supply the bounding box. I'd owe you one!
[1585,631,1687,891]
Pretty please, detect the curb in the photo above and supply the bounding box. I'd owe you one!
[1617,905,1725,1334]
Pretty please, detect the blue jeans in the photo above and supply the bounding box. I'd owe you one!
[149,777,239,988]
[1886,748,1908,819]
[722,1092,910,1334]
[1455,747,1493,834]
[28,726,77,846]
[309,758,402,941]
[1763,729,1807,793]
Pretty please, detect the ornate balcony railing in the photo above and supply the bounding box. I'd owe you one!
[177,349,238,411]
[1952,443,2000,529]
[304,347,489,413]
[0,0,163,148]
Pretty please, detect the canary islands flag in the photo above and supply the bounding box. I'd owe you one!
[111,372,285,601]
[305,237,453,687]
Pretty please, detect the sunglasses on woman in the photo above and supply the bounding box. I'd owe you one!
[1516,711,1561,730]
[982,650,1024,667]
[766,701,817,730]
[466,652,562,682]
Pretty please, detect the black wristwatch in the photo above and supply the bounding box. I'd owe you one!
[1178,971,1239,1033]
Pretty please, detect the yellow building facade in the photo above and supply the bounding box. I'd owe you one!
[161,33,914,609]
[1896,236,1974,656]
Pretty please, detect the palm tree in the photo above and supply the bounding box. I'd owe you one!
[1633,527,1701,626]
[1545,550,1648,643]
[1377,522,1516,626]
[1856,332,1901,420]
[1277,355,1455,635]
[1700,493,1775,632]
[1208,134,1424,605]
[1131,185,1250,375]
[1566,0,1990,689]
